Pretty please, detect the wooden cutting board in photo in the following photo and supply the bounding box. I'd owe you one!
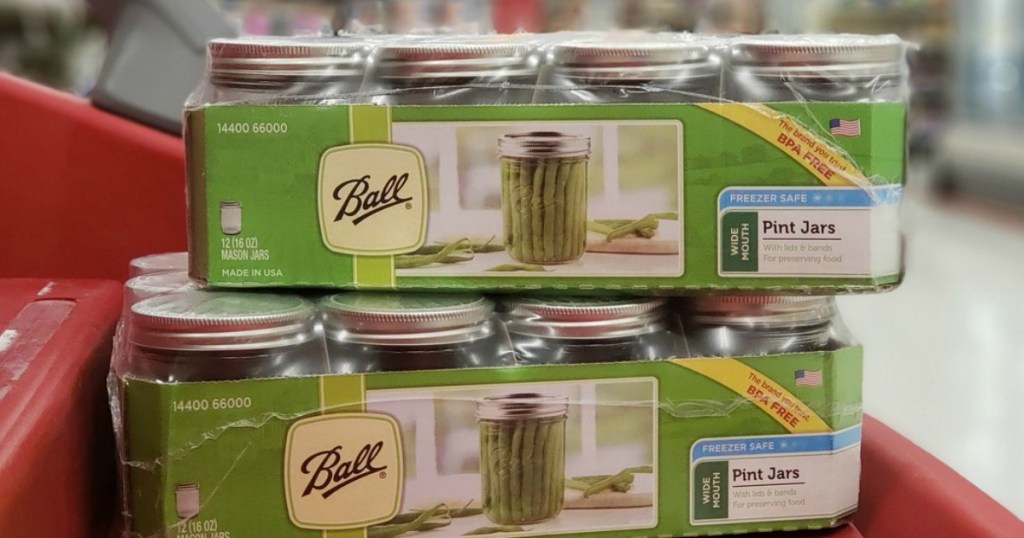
[585,233,679,255]
[584,213,680,255]
[563,490,654,509]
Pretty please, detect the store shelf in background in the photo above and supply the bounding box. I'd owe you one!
[0,279,122,538]
[0,74,186,281]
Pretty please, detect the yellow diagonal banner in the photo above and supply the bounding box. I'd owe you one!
[673,358,831,433]
[697,103,867,187]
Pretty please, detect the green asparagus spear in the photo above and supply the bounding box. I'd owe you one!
[509,421,524,523]
[530,159,545,262]
[488,426,501,524]
[606,215,659,242]
[501,161,513,252]
[486,263,547,272]
[518,160,533,262]
[412,239,504,256]
[395,239,472,268]
[586,221,617,235]
[542,159,558,262]
[449,506,484,519]
[497,424,511,524]
[481,423,491,515]
[367,504,449,538]
[530,419,550,523]
[553,160,570,264]
[463,526,526,535]
[573,161,587,257]
[519,421,537,521]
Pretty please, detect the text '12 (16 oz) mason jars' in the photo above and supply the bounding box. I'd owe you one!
[725,34,906,103]
[128,291,327,382]
[499,132,591,265]
[319,292,514,373]
[680,295,852,357]
[478,393,569,526]
[502,297,683,363]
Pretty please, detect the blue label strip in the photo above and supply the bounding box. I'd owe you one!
[692,425,862,460]
[719,186,901,210]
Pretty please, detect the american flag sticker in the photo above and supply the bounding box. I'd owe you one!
[795,369,823,387]
[829,118,861,137]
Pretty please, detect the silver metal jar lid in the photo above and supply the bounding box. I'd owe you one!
[687,296,837,328]
[377,39,538,80]
[729,34,904,77]
[129,252,188,278]
[125,271,196,306]
[208,37,369,88]
[477,393,569,421]
[552,38,717,81]
[320,293,494,346]
[503,297,667,340]
[498,132,591,159]
[129,291,317,352]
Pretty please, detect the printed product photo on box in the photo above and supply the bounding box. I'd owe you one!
[113,289,864,538]
[185,32,908,293]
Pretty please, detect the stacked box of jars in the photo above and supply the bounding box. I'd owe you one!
[185,31,905,291]
[115,31,906,538]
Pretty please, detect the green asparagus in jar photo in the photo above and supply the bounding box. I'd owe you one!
[499,132,590,265]
[478,393,569,525]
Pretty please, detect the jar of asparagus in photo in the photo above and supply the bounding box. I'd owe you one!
[725,34,906,102]
[319,292,514,373]
[128,291,327,382]
[477,393,569,526]
[499,132,590,265]
[205,37,371,103]
[502,297,684,363]
[680,296,852,357]
[546,36,721,103]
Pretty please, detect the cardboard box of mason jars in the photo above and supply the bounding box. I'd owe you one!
[185,33,908,294]
[118,291,863,537]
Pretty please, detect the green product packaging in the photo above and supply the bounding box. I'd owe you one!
[186,100,905,293]
[118,347,863,538]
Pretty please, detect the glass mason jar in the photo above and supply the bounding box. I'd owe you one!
[545,37,721,103]
[123,271,196,312]
[725,34,906,103]
[503,297,683,363]
[128,291,327,382]
[477,393,568,525]
[128,252,188,278]
[374,37,541,105]
[499,132,590,265]
[205,37,371,103]
[680,296,852,357]
[320,293,514,373]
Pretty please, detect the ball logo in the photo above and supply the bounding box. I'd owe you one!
[285,414,403,529]
[332,174,414,226]
[318,144,427,255]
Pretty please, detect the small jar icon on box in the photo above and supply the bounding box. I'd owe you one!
[220,201,242,235]
[175,483,200,520]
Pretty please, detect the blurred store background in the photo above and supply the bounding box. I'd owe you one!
[2,0,1023,523]
[6,0,1017,188]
